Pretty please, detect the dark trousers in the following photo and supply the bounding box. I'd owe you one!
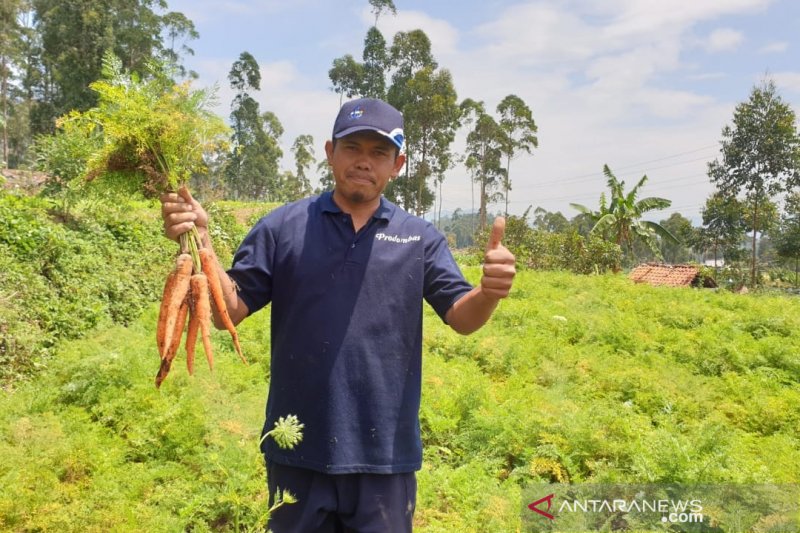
[265,459,416,533]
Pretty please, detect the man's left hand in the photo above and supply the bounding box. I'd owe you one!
[481,217,516,300]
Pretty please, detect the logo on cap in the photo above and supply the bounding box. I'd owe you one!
[349,107,364,120]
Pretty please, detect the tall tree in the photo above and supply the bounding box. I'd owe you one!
[497,94,538,216]
[461,98,505,228]
[226,51,283,200]
[361,27,387,99]
[159,11,199,79]
[283,134,315,202]
[329,54,364,106]
[775,192,800,287]
[700,192,747,270]
[570,164,677,263]
[386,29,436,110]
[1,0,26,166]
[382,29,439,214]
[23,0,197,136]
[708,78,800,286]
[399,66,459,217]
[532,207,569,233]
[368,0,396,28]
[658,212,695,264]
[314,159,334,194]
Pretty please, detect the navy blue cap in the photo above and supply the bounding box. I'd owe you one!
[332,98,405,151]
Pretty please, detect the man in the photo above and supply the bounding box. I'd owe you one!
[161,98,515,532]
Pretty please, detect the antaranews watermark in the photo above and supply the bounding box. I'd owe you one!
[521,484,800,532]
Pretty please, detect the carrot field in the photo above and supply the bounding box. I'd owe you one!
[1,194,799,531]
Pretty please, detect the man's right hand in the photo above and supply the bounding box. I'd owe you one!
[160,188,208,242]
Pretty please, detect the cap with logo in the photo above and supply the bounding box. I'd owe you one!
[332,98,405,151]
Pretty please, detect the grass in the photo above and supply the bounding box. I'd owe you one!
[1,269,799,531]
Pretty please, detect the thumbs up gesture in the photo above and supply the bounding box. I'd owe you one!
[481,217,516,300]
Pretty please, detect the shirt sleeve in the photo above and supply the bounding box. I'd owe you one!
[422,224,473,322]
[226,212,280,315]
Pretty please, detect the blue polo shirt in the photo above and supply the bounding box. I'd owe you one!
[227,191,472,474]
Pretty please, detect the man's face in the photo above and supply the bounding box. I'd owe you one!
[325,131,406,206]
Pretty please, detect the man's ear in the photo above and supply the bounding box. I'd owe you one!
[392,153,406,177]
[325,140,334,164]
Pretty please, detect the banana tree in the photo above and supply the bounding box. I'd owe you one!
[571,164,679,263]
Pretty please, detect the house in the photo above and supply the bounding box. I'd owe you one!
[628,263,717,288]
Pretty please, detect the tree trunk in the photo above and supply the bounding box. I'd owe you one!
[751,196,759,287]
[713,238,719,281]
[437,179,443,229]
[795,257,798,288]
[479,143,487,228]
[505,154,511,217]
[418,131,427,217]
[2,58,8,166]
[470,173,475,238]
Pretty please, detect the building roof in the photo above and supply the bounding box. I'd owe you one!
[629,263,714,288]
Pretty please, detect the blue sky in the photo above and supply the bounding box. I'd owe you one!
[167,0,800,223]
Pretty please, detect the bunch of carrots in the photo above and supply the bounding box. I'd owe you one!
[55,52,245,387]
[155,187,247,388]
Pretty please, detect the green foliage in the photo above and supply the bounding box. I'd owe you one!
[18,0,198,137]
[462,99,506,228]
[708,78,800,286]
[225,52,284,201]
[571,164,675,265]
[472,211,621,274]
[416,269,800,530]
[0,191,172,382]
[64,52,229,196]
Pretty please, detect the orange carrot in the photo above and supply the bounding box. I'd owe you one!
[199,247,247,365]
[156,268,177,358]
[191,273,214,371]
[161,253,193,359]
[156,294,190,388]
[185,293,200,376]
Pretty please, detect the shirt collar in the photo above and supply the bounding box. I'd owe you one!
[321,190,394,221]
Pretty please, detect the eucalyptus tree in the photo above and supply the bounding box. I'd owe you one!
[329,54,364,106]
[497,94,538,216]
[314,159,334,194]
[461,98,506,229]
[708,78,800,286]
[400,66,460,217]
[1,0,27,166]
[361,27,388,99]
[570,164,677,262]
[368,0,397,27]
[327,23,460,218]
[283,134,315,202]
[26,0,197,134]
[386,29,436,110]
[226,51,283,200]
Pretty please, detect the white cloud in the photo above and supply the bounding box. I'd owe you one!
[361,8,460,58]
[475,4,599,67]
[705,28,744,52]
[688,72,727,81]
[772,72,800,94]
[759,41,789,54]
[428,0,767,219]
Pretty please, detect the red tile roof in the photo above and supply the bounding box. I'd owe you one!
[629,263,702,287]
